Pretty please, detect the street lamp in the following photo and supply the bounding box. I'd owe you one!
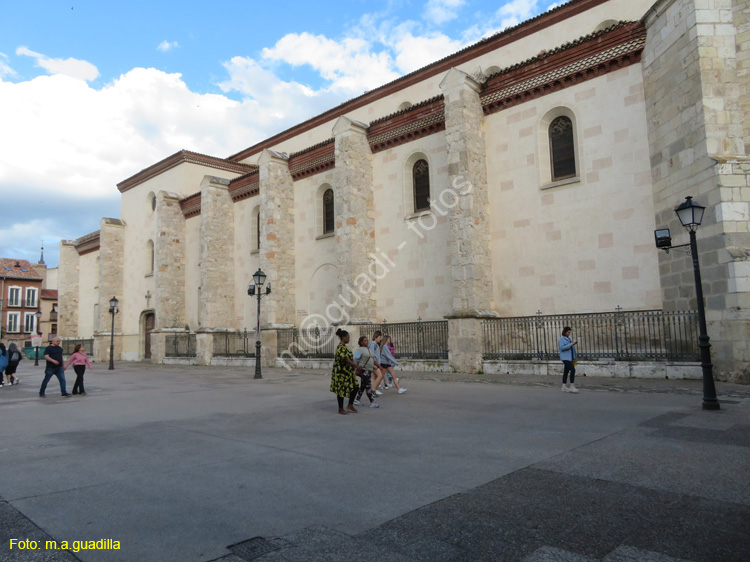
[247,268,271,379]
[108,296,119,371]
[34,310,42,366]
[655,196,719,410]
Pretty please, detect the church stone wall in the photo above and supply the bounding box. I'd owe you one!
[184,216,201,331]
[485,63,662,316]
[95,218,126,362]
[57,241,79,338]
[76,250,100,338]
[154,191,186,330]
[232,193,262,331]
[644,0,750,382]
[370,134,452,322]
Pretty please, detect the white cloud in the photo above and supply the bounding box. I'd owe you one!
[424,0,466,25]
[157,40,179,52]
[16,46,99,81]
[496,0,542,29]
[0,52,18,79]
[393,31,464,74]
[261,32,400,94]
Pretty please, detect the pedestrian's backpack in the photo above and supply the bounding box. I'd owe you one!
[11,351,20,362]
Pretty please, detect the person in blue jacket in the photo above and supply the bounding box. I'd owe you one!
[0,343,8,386]
[558,326,579,393]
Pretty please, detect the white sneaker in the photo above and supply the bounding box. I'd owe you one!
[398,388,407,394]
[369,402,380,408]
[373,390,383,396]
[569,384,579,394]
[353,400,363,406]
[561,384,569,392]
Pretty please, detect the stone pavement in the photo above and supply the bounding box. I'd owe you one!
[0,363,748,562]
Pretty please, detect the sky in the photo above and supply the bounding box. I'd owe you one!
[0,0,560,268]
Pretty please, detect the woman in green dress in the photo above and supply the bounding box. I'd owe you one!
[331,329,359,415]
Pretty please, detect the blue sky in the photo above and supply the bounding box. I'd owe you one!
[0,0,559,268]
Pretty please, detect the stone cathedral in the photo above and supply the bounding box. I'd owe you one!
[59,0,750,382]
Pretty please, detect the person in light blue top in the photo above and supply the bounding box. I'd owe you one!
[379,335,407,394]
[0,343,8,386]
[558,326,579,393]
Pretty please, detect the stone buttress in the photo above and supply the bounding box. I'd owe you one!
[95,218,125,362]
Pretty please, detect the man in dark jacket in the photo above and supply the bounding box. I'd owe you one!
[40,337,71,398]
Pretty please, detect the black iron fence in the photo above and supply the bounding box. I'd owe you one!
[60,338,95,356]
[482,309,700,362]
[213,330,257,357]
[277,326,338,358]
[370,319,449,360]
[165,332,196,357]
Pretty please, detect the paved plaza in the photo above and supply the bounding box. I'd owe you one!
[1,363,749,562]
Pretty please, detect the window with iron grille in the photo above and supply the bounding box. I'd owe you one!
[6,312,19,333]
[549,116,576,181]
[413,159,430,212]
[24,312,36,333]
[323,188,334,234]
[8,286,21,307]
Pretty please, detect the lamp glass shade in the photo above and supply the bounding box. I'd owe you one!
[35,310,42,319]
[253,269,267,287]
[109,296,119,310]
[675,196,705,229]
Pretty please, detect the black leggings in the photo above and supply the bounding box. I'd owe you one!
[336,388,358,409]
[356,372,374,402]
[562,360,576,384]
[72,365,86,394]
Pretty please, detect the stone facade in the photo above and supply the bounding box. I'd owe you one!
[199,176,235,330]
[644,0,750,381]
[259,150,296,327]
[333,117,376,323]
[94,218,125,362]
[57,241,79,338]
[154,191,186,329]
[58,0,750,381]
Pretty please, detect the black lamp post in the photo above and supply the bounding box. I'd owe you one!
[674,196,719,410]
[34,310,42,366]
[108,296,119,371]
[247,268,271,379]
[655,197,719,410]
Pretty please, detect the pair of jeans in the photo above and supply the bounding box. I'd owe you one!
[40,365,67,396]
[562,360,576,384]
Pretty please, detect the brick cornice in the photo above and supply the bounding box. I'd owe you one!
[227,0,611,163]
[481,22,646,114]
[229,170,260,202]
[179,192,202,219]
[288,139,335,181]
[118,150,257,193]
[367,96,445,153]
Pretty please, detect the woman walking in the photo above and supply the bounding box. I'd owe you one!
[353,336,379,408]
[331,329,359,415]
[558,326,579,393]
[0,343,8,386]
[379,335,406,394]
[5,342,22,386]
[64,343,93,395]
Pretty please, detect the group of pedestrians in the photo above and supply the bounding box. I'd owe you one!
[0,342,22,386]
[330,329,407,415]
[0,338,93,397]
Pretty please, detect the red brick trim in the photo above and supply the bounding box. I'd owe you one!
[288,139,335,181]
[180,192,202,219]
[367,96,445,153]
[228,0,610,163]
[481,22,646,115]
[229,170,260,202]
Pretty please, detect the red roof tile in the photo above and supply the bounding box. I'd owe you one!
[0,258,43,280]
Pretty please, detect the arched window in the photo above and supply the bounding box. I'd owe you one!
[549,116,576,181]
[146,240,154,275]
[252,206,260,251]
[323,188,334,234]
[413,159,430,212]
